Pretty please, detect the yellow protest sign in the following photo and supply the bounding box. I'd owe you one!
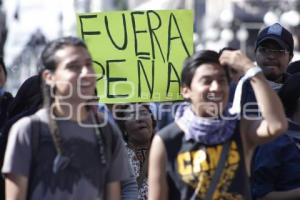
[77,10,193,103]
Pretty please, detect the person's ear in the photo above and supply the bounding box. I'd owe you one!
[42,69,55,87]
[181,85,191,100]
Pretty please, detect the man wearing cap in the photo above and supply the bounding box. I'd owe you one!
[231,23,294,112]
[255,23,294,89]
[239,23,294,109]
[250,23,300,199]
[236,23,294,120]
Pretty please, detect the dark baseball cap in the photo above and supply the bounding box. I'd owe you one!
[255,23,294,55]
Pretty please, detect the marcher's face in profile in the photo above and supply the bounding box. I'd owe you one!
[123,104,153,146]
[182,63,229,117]
[255,40,292,82]
[0,64,6,88]
[50,46,96,102]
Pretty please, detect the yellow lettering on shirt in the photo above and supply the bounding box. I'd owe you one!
[191,150,206,173]
[177,141,241,199]
[177,151,193,175]
[228,141,239,165]
[206,145,222,169]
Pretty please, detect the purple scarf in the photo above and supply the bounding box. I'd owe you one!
[175,102,238,145]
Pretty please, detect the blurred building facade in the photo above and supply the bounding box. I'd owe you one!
[0,0,7,58]
[1,0,300,94]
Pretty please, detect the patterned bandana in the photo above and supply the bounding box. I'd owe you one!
[175,102,238,145]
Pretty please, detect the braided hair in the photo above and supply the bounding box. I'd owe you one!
[39,37,107,171]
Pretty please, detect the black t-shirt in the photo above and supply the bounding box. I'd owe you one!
[158,122,251,200]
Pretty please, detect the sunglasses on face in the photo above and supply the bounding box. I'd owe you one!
[257,46,289,56]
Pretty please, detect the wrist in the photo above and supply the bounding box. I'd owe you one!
[243,65,262,79]
[229,65,263,115]
[242,63,256,74]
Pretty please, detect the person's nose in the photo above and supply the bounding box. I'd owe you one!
[82,65,93,74]
[80,65,95,79]
[210,80,221,92]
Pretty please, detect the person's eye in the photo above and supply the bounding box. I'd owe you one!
[259,47,266,53]
[219,77,227,84]
[200,78,212,85]
[86,61,93,68]
[67,63,81,71]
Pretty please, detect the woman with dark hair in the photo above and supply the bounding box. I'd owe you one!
[148,50,287,200]
[2,37,130,200]
[252,74,300,199]
[114,103,156,200]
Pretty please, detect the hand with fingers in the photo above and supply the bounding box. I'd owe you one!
[219,50,255,74]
